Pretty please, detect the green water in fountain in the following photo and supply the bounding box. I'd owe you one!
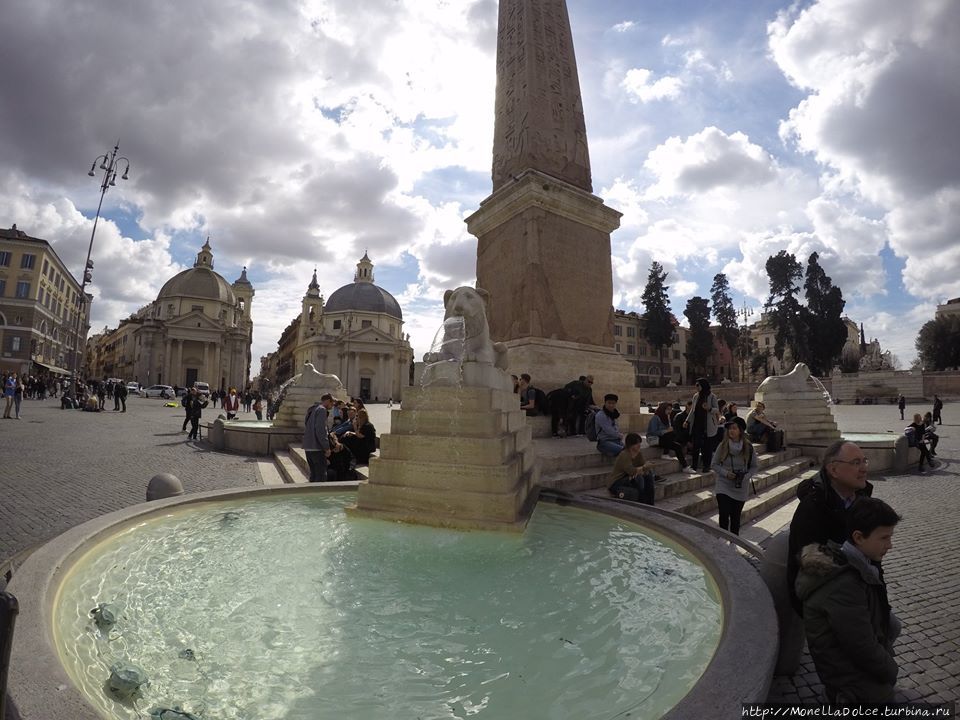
[55,494,721,720]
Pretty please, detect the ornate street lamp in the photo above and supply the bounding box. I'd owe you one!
[71,142,130,392]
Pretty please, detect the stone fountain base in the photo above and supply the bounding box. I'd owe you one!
[347,384,540,531]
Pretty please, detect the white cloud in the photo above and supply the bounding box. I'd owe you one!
[622,68,684,103]
[644,127,779,197]
[612,21,636,33]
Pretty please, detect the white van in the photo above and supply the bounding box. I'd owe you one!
[192,381,211,398]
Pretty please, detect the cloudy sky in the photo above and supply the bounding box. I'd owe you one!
[2,0,958,371]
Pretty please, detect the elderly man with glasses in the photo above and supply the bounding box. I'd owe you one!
[787,440,875,614]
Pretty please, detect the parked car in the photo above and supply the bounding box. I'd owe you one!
[142,384,175,399]
[126,382,140,395]
[192,381,211,399]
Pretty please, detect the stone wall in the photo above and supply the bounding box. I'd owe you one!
[829,370,924,402]
[922,371,960,399]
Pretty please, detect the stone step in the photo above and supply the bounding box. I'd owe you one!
[380,429,531,465]
[274,449,308,484]
[368,454,528,493]
[540,447,805,497]
[355,476,533,524]
[655,457,815,517]
[401,386,518,413]
[703,468,820,527]
[390,408,525,438]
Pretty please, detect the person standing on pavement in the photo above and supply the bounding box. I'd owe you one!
[710,420,757,535]
[897,394,905,421]
[116,382,127,413]
[787,440,874,614]
[13,374,24,419]
[684,378,720,473]
[304,393,334,482]
[907,413,934,474]
[932,395,943,425]
[183,388,208,441]
[223,387,240,420]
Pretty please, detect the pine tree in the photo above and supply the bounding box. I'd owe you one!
[641,261,675,384]
[710,273,739,380]
[802,252,847,376]
[683,297,713,380]
[764,250,805,365]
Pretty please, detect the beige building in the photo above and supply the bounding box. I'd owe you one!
[612,310,688,387]
[86,240,255,389]
[935,297,960,320]
[291,254,413,401]
[0,224,89,378]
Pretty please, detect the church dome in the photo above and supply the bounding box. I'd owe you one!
[322,253,403,320]
[157,267,237,304]
[324,282,402,320]
[156,239,237,305]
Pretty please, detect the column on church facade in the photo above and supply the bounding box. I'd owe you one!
[174,339,183,387]
[202,343,209,383]
[377,353,385,400]
[164,339,172,385]
[214,342,222,391]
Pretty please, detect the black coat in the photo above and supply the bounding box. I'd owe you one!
[787,468,874,614]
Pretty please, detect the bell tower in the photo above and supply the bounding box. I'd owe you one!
[299,269,324,344]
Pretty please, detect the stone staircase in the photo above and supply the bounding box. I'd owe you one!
[537,436,818,529]
[271,435,817,534]
[273,443,368,485]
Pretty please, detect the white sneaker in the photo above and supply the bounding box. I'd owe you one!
[682,467,697,475]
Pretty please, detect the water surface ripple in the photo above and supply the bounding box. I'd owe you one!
[55,495,721,719]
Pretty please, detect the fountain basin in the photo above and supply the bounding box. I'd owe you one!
[6,486,776,719]
[207,418,302,456]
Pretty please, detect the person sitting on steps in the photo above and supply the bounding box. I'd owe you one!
[595,393,624,457]
[646,401,696,475]
[608,433,656,505]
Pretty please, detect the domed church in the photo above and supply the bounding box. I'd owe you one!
[293,253,413,401]
[103,239,255,389]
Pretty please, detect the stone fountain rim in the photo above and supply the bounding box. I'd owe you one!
[5,485,775,720]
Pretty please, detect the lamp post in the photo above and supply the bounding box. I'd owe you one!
[736,301,753,382]
[71,142,130,393]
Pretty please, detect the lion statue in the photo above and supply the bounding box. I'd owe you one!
[424,286,508,370]
[757,362,811,394]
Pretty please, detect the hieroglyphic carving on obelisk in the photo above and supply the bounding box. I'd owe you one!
[492,0,592,193]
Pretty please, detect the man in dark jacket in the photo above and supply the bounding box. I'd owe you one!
[303,393,334,482]
[183,388,208,441]
[788,440,874,614]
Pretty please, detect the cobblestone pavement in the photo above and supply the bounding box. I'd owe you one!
[0,395,263,563]
[766,402,960,704]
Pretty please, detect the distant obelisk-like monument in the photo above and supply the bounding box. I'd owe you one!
[466,0,635,392]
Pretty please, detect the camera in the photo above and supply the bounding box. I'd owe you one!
[732,469,747,489]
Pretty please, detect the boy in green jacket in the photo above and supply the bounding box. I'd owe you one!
[795,497,901,704]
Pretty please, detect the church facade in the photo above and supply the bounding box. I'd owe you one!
[86,240,255,389]
[287,254,413,401]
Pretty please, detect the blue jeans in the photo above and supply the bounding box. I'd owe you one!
[597,439,624,457]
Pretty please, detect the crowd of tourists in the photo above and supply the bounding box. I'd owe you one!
[301,395,378,483]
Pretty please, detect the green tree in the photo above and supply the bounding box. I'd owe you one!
[915,315,960,370]
[764,251,806,364]
[802,252,847,376]
[710,273,739,380]
[683,297,713,379]
[641,261,675,384]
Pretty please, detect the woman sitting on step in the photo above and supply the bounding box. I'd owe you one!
[646,402,697,475]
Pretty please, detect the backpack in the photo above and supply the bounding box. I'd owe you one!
[533,387,549,416]
[903,426,918,448]
[585,408,600,442]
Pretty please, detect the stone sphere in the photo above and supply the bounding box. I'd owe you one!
[146,473,184,501]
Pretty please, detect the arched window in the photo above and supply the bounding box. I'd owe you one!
[648,365,661,376]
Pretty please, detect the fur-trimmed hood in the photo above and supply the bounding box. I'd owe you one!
[795,541,883,603]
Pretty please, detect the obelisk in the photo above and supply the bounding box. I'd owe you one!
[466,0,635,393]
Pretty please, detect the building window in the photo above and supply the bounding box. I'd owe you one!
[627,344,635,355]
[674,366,681,374]
[191,304,203,312]
[333,319,342,330]
[626,326,635,337]
[361,320,372,328]
[673,350,680,360]
[20,254,36,269]
[42,259,49,275]
[639,346,647,356]
[0,251,10,266]
[615,342,621,353]
[15,281,30,298]
[0,279,5,296]
[765,337,770,346]
[390,323,396,336]
[614,325,623,336]
[11,336,21,352]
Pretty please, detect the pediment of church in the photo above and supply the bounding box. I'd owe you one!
[165,310,225,332]
[345,326,397,344]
